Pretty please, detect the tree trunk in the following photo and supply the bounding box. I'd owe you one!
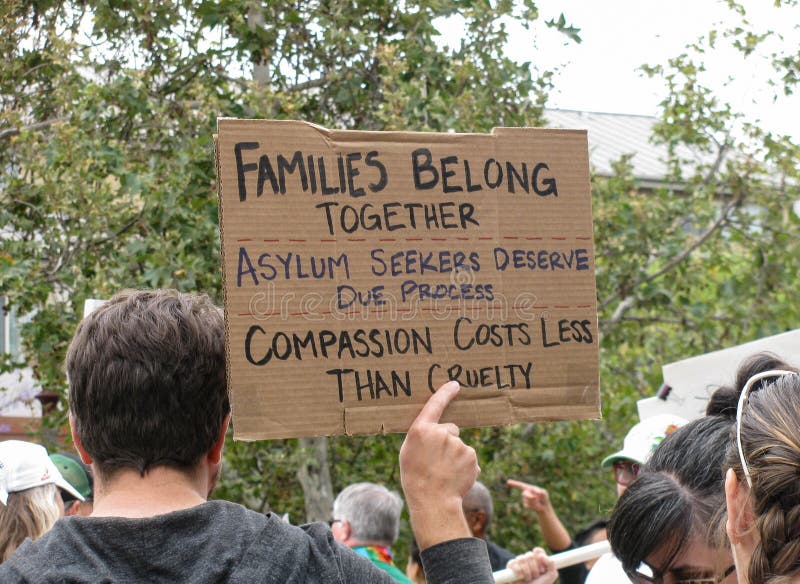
[296,437,335,523]
[245,2,332,524]
[247,2,270,86]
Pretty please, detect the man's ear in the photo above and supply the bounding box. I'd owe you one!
[340,518,352,541]
[466,510,487,532]
[208,414,231,465]
[726,468,754,545]
[69,412,93,465]
[64,500,81,517]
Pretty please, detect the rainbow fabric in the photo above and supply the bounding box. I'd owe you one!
[353,545,395,566]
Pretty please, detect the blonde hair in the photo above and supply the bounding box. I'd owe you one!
[0,483,62,562]
[728,374,800,583]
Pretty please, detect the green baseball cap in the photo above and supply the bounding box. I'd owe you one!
[49,453,93,500]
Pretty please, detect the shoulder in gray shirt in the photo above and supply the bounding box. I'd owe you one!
[0,500,492,583]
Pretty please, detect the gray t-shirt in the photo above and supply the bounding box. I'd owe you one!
[0,500,492,583]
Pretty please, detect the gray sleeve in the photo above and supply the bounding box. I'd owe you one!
[421,537,493,584]
[0,561,31,583]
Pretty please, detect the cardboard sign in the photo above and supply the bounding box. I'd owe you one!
[638,329,800,421]
[215,119,599,440]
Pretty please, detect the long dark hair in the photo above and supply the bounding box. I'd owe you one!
[609,414,732,573]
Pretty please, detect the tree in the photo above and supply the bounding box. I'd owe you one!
[2,0,799,562]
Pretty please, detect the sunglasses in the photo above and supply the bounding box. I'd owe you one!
[613,461,641,487]
[626,561,736,584]
[736,369,796,488]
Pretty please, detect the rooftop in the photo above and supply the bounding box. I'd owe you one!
[543,109,722,188]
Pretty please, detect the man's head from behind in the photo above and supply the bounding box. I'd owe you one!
[66,289,229,481]
[331,482,404,548]
[462,481,493,539]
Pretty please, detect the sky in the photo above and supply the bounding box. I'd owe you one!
[439,1,800,141]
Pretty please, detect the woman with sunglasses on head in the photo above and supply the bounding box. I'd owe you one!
[725,367,800,583]
[608,352,796,584]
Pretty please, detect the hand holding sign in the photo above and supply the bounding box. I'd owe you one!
[400,380,479,550]
[505,548,558,584]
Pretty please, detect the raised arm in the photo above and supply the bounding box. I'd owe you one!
[400,380,477,549]
[400,382,555,584]
[506,479,573,552]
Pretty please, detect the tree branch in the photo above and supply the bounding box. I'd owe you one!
[634,192,744,287]
[599,191,745,313]
[603,296,636,327]
[286,76,328,93]
[89,210,145,247]
[701,136,731,188]
[0,118,65,141]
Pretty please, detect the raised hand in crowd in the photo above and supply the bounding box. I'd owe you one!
[506,480,551,514]
[506,479,572,553]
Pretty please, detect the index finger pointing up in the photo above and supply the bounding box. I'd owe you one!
[413,380,460,425]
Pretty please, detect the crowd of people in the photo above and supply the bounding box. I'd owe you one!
[0,287,799,583]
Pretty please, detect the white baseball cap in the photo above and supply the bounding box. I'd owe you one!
[601,413,688,468]
[0,440,85,505]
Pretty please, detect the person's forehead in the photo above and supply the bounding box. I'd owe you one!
[671,542,728,568]
[646,536,728,574]
[615,459,638,466]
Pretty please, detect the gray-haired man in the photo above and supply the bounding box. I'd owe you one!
[331,482,412,583]
[463,481,515,571]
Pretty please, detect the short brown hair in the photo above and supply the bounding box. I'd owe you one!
[66,289,229,478]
